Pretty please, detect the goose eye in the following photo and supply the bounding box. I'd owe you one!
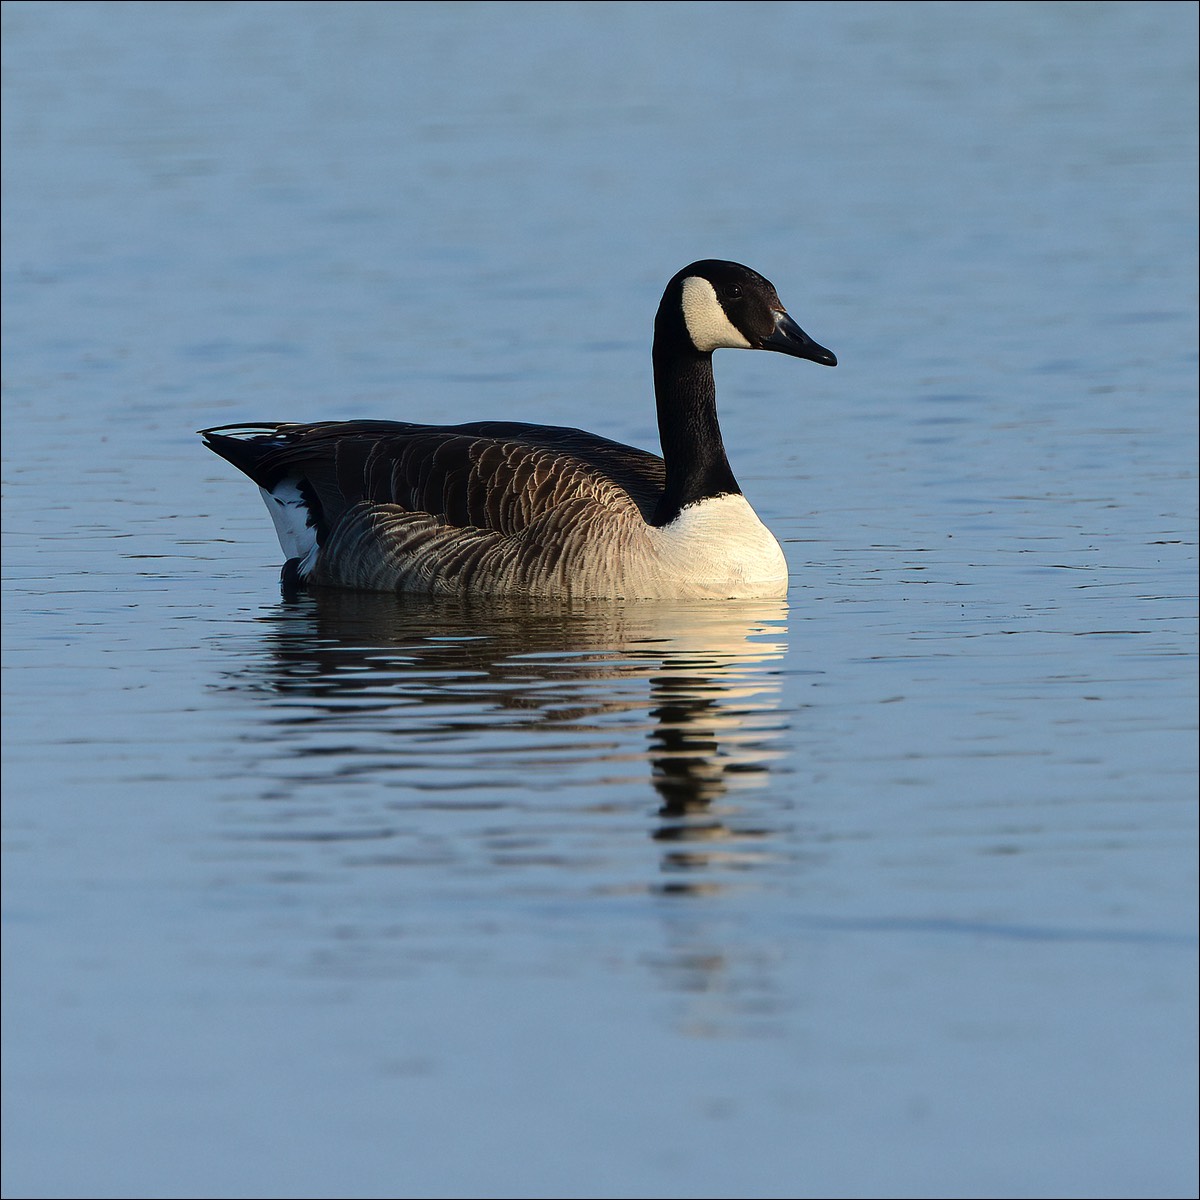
[721,283,743,301]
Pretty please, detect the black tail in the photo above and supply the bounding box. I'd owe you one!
[200,424,289,489]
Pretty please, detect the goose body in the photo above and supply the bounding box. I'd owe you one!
[201,260,836,600]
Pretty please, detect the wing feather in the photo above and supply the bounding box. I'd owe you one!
[204,421,666,539]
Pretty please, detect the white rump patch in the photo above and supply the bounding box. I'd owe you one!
[259,481,317,564]
[680,276,753,353]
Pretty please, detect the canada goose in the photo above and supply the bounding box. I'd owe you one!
[201,260,836,599]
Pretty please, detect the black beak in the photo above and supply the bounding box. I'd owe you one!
[761,311,837,366]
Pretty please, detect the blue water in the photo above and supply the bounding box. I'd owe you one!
[3,3,1197,1197]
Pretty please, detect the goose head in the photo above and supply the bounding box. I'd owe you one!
[657,259,837,367]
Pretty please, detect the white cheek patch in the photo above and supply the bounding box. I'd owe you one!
[680,276,753,353]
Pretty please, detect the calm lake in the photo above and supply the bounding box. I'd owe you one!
[2,2,1197,1198]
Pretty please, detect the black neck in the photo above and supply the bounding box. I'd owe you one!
[651,341,741,526]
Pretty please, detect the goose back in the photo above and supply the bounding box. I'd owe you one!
[202,421,687,597]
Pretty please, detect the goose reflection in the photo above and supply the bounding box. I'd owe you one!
[216,590,790,893]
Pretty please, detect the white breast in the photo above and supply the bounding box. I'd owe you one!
[649,494,788,598]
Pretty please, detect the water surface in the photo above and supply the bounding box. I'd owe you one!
[2,3,1197,1198]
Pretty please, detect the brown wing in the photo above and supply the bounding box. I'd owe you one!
[201,420,666,543]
